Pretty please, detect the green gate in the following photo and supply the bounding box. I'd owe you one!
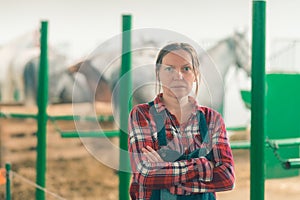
[241,73,300,178]
[265,73,300,178]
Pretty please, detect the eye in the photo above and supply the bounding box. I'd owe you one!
[182,66,192,72]
[164,66,174,72]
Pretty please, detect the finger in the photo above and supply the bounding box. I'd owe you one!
[144,153,153,162]
[144,147,161,162]
[147,151,159,162]
[142,148,152,161]
[146,146,155,152]
[146,146,164,162]
[145,146,159,162]
[141,147,150,153]
[142,147,157,162]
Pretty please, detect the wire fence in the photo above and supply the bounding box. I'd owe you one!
[1,168,66,200]
[268,39,300,72]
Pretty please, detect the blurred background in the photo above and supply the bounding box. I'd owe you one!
[1,0,300,126]
[1,0,300,199]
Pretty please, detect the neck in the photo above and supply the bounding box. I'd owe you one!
[162,94,192,123]
[163,94,188,109]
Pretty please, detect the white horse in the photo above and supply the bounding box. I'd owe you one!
[0,29,39,102]
[69,30,250,118]
[0,29,91,104]
[197,31,251,112]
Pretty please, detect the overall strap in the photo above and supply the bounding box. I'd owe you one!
[197,110,208,142]
[197,110,213,161]
[149,101,167,146]
[149,101,166,200]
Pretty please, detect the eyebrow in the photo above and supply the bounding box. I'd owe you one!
[163,63,191,67]
[182,63,192,67]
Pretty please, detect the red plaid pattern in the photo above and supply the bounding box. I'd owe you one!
[128,94,235,200]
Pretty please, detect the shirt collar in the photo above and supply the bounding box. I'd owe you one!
[153,93,165,113]
[152,93,199,115]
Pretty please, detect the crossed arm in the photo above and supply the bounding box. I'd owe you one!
[128,106,235,193]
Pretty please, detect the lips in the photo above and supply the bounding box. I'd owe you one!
[170,85,186,89]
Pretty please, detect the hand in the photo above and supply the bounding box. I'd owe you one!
[142,146,164,162]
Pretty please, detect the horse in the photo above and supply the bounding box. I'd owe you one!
[197,31,251,112]
[0,29,90,105]
[68,29,250,119]
[22,53,91,105]
[0,29,39,102]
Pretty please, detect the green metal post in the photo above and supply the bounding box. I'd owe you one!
[36,21,49,200]
[5,163,11,200]
[119,14,132,200]
[250,1,266,200]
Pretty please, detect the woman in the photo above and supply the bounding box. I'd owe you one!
[128,43,235,200]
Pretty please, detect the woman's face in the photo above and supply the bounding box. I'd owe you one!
[159,49,196,99]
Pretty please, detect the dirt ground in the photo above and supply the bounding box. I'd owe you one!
[0,103,299,200]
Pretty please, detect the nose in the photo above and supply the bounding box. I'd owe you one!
[173,70,183,80]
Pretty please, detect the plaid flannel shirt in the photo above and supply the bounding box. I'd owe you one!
[128,94,235,200]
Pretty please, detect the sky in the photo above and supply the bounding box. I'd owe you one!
[0,0,250,58]
[1,0,299,58]
[1,0,300,126]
